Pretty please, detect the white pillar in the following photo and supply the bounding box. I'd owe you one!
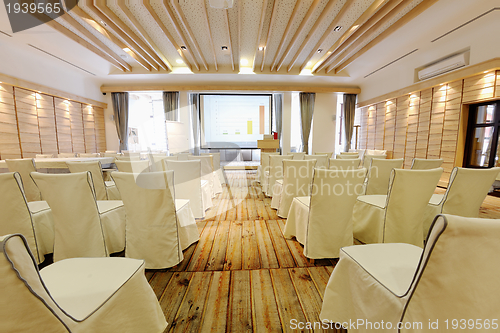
[282,92,292,155]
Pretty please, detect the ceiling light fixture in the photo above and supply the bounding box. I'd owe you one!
[240,59,248,66]
[176,59,184,64]
[221,46,228,50]
[180,45,187,50]
[258,46,264,51]
[334,26,342,31]
[122,47,131,52]
[317,49,323,53]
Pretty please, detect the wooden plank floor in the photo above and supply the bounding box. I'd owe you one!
[148,171,500,332]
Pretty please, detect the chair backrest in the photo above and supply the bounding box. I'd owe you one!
[411,158,444,170]
[165,160,204,218]
[440,167,500,217]
[122,151,141,157]
[79,153,100,158]
[329,158,360,170]
[336,154,359,159]
[188,155,214,174]
[114,155,141,161]
[260,152,280,183]
[0,173,42,263]
[115,160,150,173]
[176,152,191,161]
[307,168,367,258]
[5,159,41,202]
[362,154,386,169]
[365,158,404,195]
[290,152,306,160]
[201,152,221,171]
[151,155,177,172]
[278,159,316,218]
[35,154,54,159]
[57,153,76,158]
[31,172,107,261]
[314,152,333,159]
[111,171,182,269]
[402,214,500,326]
[384,168,443,247]
[268,155,293,195]
[0,234,74,332]
[304,154,328,169]
[66,161,107,200]
[103,152,121,158]
[340,152,359,157]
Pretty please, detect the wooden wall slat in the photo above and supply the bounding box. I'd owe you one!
[495,70,500,98]
[462,73,496,103]
[383,99,396,155]
[0,83,21,159]
[70,101,85,154]
[36,94,58,155]
[393,96,409,160]
[94,107,107,153]
[54,98,74,153]
[367,106,376,150]
[83,104,97,153]
[358,107,368,149]
[374,102,385,150]
[14,88,41,157]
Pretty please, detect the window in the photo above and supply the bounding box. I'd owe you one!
[464,101,500,168]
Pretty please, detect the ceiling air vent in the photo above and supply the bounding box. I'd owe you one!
[417,52,469,81]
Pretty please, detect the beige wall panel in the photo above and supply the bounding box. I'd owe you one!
[14,87,41,156]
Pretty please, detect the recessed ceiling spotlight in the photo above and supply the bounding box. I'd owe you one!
[221,46,228,50]
[240,59,249,66]
[176,59,184,64]
[258,46,264,51]
[180,45,187,50]
[122,47,131,52]
[334,26,342,31]
[317,49,323,53]
[100,20,106,26]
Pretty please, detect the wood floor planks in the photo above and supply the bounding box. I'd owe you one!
[147,170,500,332]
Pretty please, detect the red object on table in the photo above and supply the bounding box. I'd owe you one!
[273,132,278,140]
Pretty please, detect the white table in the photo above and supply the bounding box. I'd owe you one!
[0,157,115,173]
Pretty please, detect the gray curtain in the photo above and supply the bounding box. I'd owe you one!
[274,94,283,153]
[111,92,129,152]
[163,91,179,121]
[190,93,200,155]
[299,92,315,154]
[343,94,357,152]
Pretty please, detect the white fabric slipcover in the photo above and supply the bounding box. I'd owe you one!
[188,155,222,196]
[364,158,404,195]
[150,154,177,172]
[0,234,167,333]
[277,159,316,218]
[266,154,292,197]
[175,152,191,161]
[58,153,77,158]
[31,172,125,261]
[411,158,443,169]
[336,154,359,160]
[165,160,210,218]
[114,155,141,161]
[66,161,120,200]
[329,158,360,170]
[114,160,149,173]
[36,154,54,159]
[79,153,100,158]
[0,173,54,263]
[321,214,500,332]
[5,158,41,202]
[353,168,442,248]
[289,152,306,160]
[304,154,328,169]
[314,152,333,159]
[112,171,199,269]
[258,152,280,185]
[361,154,386,169]
[202,152,225,185]
[423,167,500,238]
[284,168,367,259]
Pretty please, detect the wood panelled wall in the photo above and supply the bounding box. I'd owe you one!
[357,70,499,185]
[0,83,106,159]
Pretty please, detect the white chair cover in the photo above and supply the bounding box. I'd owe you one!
[0,173,54,263]
[284,168,367,259]
[188,155,222,196]
[352,168,442,248]
[150,155,177,172]
[115,155,141,161]
[290,152,306,160]
[362,153,386,169]
[259,152,280,187]
[103,152,121,158]
[115,160,150,173]
[365,158,404,195]
[335,154,358,160]
[5,159,41,202]
[79,153,100,158]
[321,214,500,330]
[340,152,359,157]
[304,154,328,169]
[202,152,225,185]
[67,161,120,200]
[165,160,208,219]
[277,159,316,218]
[0,234,167,332]
[31,172,125,261]
[112,171,199,269]
[329,158,360,170]
[35,154,54,158]
[176,152,191,161]
[423,167,500,238]
[411,158,444,169]
[57,153,77,158]
[266,155,293,197]
[314,152,333,159]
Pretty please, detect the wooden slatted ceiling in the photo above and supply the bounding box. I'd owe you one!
[82,105,97,153]
[14,88,41,158]
[0,84,22,159]
[36,94,58,156]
